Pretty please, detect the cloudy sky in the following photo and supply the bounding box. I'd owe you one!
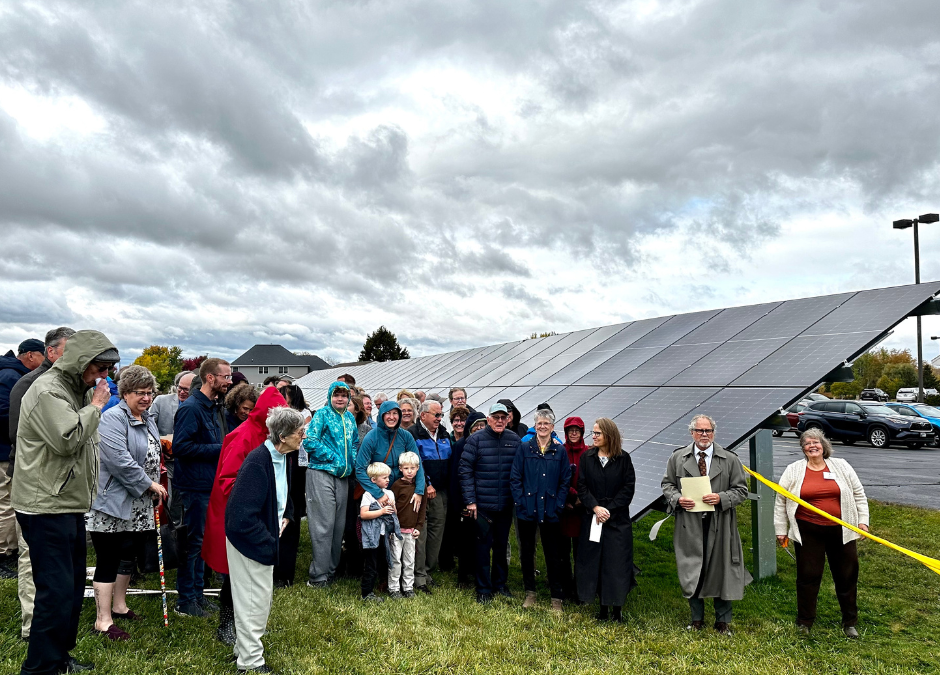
[2,0,940,365]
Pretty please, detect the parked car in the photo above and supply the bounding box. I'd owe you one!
[803,393,829,402]
[886,403,940,446]
[895,388,918,403]
[859,388,889,402]
[797,400,935,449]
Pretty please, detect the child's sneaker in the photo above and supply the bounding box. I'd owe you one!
[361,592,385,603]
[402,589,416,599]
[388,591,403,599]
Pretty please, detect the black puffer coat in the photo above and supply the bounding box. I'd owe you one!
[458,424,521,513]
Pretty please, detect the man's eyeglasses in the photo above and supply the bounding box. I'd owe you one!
[429,413,444,418]
[131,391,155,399]
[692,428,714,435]
[177,386,191,394]
[212,373,233,381]
[491,415,509,421]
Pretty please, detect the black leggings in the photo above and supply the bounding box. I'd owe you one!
[90,531,146,583]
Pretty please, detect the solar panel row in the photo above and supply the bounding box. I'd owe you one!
[296,283,940,517]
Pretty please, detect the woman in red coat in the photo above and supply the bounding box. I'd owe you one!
[202,387,286,645]
[560,416,589,600]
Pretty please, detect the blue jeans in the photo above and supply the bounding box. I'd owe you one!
[176,489,211,606]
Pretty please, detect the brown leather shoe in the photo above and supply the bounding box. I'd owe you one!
[522,591,537,609]
[714,621,732,635]
[686,620,704,631]
[550,598,563,613]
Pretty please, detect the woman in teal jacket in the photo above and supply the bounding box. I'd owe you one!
[303,382,358,586]
[356,401,425,501]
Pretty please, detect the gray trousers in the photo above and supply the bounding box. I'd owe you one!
[227,539,273,670]
[0,461,16,555]
[305,469,348,583]
[414,489,447,587]
[689,597,733,623]
[17,520,34,638]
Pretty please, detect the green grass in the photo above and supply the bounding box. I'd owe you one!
[2,501,940,674]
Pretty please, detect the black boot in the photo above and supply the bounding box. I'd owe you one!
[217,605,236,646]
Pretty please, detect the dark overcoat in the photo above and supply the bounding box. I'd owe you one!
[575,448,636,606]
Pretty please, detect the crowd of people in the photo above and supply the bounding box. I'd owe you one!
[0,328,872,674]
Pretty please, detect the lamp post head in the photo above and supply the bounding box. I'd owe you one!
[893,219,914,229]
[919,213,939,224]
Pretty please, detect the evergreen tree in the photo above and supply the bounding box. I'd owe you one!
[359,326,410,362]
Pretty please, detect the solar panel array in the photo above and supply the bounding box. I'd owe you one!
[296,283,940,517]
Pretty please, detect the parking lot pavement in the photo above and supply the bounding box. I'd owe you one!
[746,434,940,511]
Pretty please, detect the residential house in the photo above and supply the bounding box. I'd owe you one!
[232,344,330,388]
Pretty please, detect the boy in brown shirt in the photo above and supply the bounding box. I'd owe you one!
[388,452,426,598]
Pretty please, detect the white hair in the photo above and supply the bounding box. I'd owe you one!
[687,414,717,433]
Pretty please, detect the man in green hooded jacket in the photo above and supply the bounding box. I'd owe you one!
[12,330,118,675]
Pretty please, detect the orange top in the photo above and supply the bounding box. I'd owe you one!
[796,464,841,526]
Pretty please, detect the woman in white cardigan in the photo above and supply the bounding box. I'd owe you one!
[774,427,869,638]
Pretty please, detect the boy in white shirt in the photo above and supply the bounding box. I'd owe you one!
[359,462,399,602]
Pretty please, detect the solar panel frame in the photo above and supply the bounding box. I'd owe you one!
[542,317,669,385]
[613,387,722,444]
[513,323,629,386]
[439,341,524,388]
[468,333,571,387]
[564,386,658,427]
[614,342,721,386]
[674,302,782,345]
[731,330,883,387]
[487,329,598,387]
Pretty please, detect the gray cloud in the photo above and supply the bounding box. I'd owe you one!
[2,0,939,360]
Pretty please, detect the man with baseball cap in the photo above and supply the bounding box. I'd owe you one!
[458,402,522,603]
[0,338,45,580]
[13,330,118,674]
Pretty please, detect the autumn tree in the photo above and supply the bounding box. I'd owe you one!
[133,345,185,393]
[182,355,207,372]
[359,326,410,362]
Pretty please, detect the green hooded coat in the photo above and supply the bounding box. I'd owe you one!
[12,330,118,514]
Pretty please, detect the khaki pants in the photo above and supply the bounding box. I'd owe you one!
[0,461,17,555]
[415,489,447,587]
[227,539,273,671]
[389,532,417,593]
[17,520,34,638]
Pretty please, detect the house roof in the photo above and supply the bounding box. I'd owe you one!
[232,344,310,367]
[296,354,331,370]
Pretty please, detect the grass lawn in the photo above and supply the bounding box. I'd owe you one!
[2,500,939,674]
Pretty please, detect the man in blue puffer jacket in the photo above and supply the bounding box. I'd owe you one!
[458,402,522,603]
[304,381,358,586]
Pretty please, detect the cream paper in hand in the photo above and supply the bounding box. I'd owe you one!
[681,475,715,512]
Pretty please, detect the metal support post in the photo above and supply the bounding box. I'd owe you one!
[749,429,777,579]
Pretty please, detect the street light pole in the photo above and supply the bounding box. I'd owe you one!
[894,213,938,403]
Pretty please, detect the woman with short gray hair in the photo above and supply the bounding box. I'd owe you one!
[774,428,869,637]
[86,364,168,640]
[510,407,571,611]
[226,405,303,671]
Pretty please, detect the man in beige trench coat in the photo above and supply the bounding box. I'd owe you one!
[661,414,751,634]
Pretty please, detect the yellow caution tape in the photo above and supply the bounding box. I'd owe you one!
[744,466,940,577]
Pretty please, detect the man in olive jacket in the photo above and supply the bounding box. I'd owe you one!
[661,414,751,635]
[12,330,118,675]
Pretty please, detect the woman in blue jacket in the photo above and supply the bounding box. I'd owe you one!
[510,409,571,612]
